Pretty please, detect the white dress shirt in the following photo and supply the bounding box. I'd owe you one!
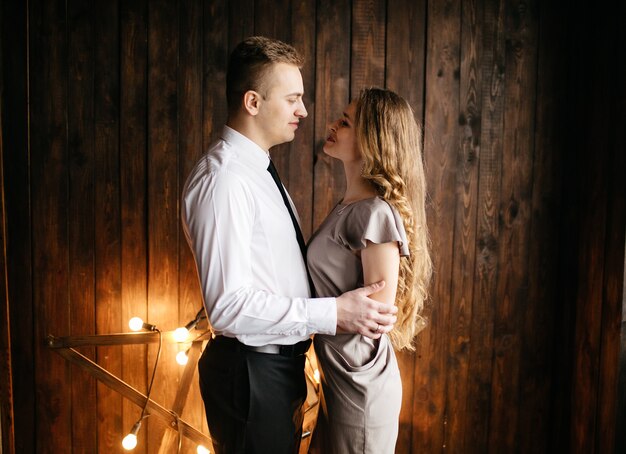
[182,126,337,346]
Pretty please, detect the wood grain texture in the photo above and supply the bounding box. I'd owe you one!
[1,0,33,452]
[2,2,626,453]
[351,0,385,94]
[120,0,149,451]
[29,0,72,451]
[610,7,626,453]
[443,0,482,451]
[228,0,254,54]
[0,11,16,450]
[67,1,97,451]
[204,0,229,149]
[464,0,505,451]
[568,4,613,452]
[415,1,460,452]
[595,7,626,453]
[147,0,180,450]
[518,0,564,451]
[93,1,123,451]
[289,0,316,239]
[487,1,538,451]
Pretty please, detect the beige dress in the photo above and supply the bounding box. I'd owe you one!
[307,196,409,454]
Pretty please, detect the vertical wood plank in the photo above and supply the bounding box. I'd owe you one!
[120,0,149,451]
[487,1,538,451]
[594,8,625,454]
[517,0,564,450]
[178,0,206,451]
[29,0,72,451]
[93,0,122,451]
[385,0,427,119]
[551,11,578,450]
[415,0,460,452]
[351,0,386,94]
[569,5,612,453]
[615,16,626,452]
[228,0,254,53]
[617,246,626,454]
[0,17,16,450]
[67,1,97,451]
[1,0,33,451]
[289,0,316,239]
[443,0,483,451]
[465,0,505,450]
[385,1,427,451]
[313,0,351,229]
[203,0,228,150]
[597,129,625,454]
[148,0,180,449]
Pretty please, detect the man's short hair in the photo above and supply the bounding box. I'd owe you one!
[226,36,304,114]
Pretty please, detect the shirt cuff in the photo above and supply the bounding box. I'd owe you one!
[306,297,337,335]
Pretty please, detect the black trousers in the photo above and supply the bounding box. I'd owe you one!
[198,337,308,454]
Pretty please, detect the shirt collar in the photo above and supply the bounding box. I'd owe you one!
[221,125,270,170]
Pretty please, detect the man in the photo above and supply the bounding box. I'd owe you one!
[182,36,397,454]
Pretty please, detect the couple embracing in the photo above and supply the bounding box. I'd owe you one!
[182,36,432,454]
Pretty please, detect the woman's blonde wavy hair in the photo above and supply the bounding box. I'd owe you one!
[355,87,432,351]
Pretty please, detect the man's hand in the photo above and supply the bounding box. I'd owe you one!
[336,281,397,339]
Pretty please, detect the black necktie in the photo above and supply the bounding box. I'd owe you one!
[267,160,316,296]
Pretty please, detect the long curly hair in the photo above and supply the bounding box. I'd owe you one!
[355,87,432,351]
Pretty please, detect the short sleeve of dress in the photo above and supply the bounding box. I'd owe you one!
[338,197,410,256]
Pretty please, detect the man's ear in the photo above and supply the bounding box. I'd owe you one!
[243,90,262,116]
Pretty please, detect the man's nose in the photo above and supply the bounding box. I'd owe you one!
[296,100,308,118]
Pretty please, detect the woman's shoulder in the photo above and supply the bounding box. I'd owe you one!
[337,196,408,254]
[345,196,397,219]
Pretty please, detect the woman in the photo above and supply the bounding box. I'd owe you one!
[307,87,432,453]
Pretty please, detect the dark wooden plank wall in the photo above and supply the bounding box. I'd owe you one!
[1,1,625,453]
[1,0,32,452]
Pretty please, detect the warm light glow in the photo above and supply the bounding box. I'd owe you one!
[313,369,320,384]
[129,317,144,332]
[197,445,211,454]
[173,327,190,342]
[176,350,189,366]
[122,433,138,450]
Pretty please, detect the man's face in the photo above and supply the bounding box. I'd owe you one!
[256,63,308,149]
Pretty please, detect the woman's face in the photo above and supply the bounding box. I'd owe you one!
[323,101,361,163]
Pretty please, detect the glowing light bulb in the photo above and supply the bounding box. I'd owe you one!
[173,327,190,342]
[197,445,211,454]
[122,420,141,450]
[313,369,321,384]
[129,317,144,332]
[176,350,189,366]
[122,433,137,450]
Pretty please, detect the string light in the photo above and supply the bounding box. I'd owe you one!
[122,308,207,450]
[128,317,143,332]
[121,322,162,451]
[176,349,189,366]
[173,326,190,342]
[173,308,206,342]
[128,317,157,332]
[122,420,141,450]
